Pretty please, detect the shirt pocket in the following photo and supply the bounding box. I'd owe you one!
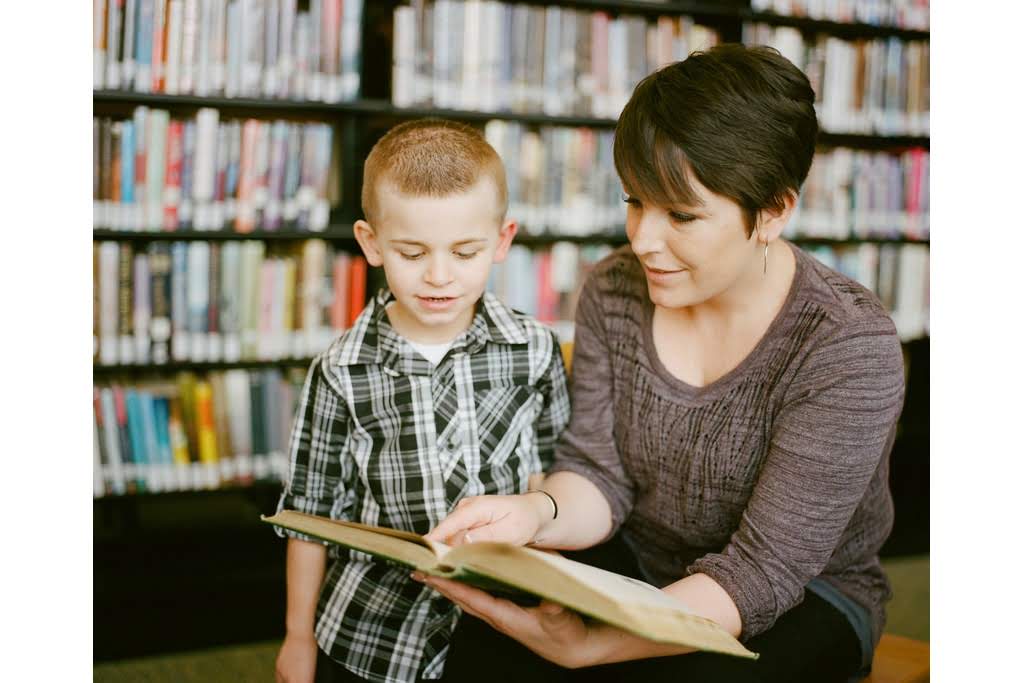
[473,382,541,473]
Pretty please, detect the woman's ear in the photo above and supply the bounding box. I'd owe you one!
[353,219,384,267]
[756,191,798,243]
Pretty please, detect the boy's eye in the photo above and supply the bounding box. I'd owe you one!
[400,252,425,260]
[454,251,480,260]
[669,211,697,224]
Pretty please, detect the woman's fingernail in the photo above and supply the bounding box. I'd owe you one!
[464,533,473,544]
[411,571,424,582]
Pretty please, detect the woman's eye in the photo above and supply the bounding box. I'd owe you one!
[454,251,480,260]
[669,212,696,223]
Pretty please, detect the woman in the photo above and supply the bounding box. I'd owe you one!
[420,44,904,683]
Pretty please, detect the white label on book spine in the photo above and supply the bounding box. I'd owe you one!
[223,335,242,362]
[118,336,135,365]
[190,333,208,362]
[207,332,223,362]
[172,333,190,361]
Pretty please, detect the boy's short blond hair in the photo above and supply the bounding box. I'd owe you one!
[361,119,508,226]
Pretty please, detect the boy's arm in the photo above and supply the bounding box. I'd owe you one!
[276,538,327,683]
[532,332,572,471]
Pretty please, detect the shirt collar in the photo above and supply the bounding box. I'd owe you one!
[336,289,529,372]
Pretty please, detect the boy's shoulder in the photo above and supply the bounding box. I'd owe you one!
[478,291,560,349]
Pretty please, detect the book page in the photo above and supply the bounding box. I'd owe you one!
[446,542,757,659]
[262,511,444,571]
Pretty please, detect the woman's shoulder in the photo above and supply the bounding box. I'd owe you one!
[791,245,899,339]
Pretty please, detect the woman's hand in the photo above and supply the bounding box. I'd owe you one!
[414,573,607,669]
[425,492,554,547]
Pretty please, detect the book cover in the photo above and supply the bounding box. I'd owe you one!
[262,510,758,661]
[187,241,211,361]
[124,388,149,491]
[209,371,235,482]
[346,254,366,328]
[219,241,242,361]
[164,0,184,93]
[151,0,168,92]
[179,0,199,93]
[207,241,222,361]
[178,119,196,229]
[99,387,128,495]
[123,0,138,87]
[194,380,220,487]
[163,118,183,230]
[224,369,254,482]
[153,395,175,491]
[133,252,152,364]
[139,390,162,491]
[170,240,190,361]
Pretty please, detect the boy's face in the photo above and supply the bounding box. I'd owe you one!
[354,177,517,344]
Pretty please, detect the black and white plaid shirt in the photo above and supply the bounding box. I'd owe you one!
[276,289,571,683]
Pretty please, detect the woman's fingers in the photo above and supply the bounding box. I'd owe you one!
[425,498,487,542]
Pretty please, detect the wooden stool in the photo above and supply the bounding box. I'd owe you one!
[864,634,930,682]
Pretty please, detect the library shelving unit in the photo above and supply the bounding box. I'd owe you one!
[92,0,929,661]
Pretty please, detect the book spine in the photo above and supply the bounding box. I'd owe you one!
[219,241,242,361]
[340,0,363,100]
[282,123,301,226]
[179,0,199,93]
[106,0,124,89]
[140,391,162,491]
[95,0,108,89]
[225,369,253,481]
[195,380,220,487]
[153,396,175,489]
[124,389,148,491]
[145,109,168,230]
[170,241,190,361]
[257,258,275,359]
[210,372,235,482]
[186,241,210,361]
[100,387,127,494]
[151,0,168,92]
[208,242,223,360]
[147,242,172,364]
[133,252,152,364]
[163,119,183,230]
[117,243,135,364]
[249,370,266,474]
[122,0,138,87]
[135,0,154,91]
[167,395,191,489]
[263,0,280,97]
[235,119,259,233]
[278,0,296,98]
[179,119,196,230]
[264,120,288,230]
[164,0,184,93]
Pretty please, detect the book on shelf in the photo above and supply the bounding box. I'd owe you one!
[748,0,930,31]
[95,108,336,232]
[93,0,363,102]
[788,147,929,240]
[94,367,306,496]
[391,2,718,119]
[261,509,756,660]
[94,239,367,367]
[743,23,929,137]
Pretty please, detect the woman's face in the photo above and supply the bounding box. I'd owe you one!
[624,176,761,311]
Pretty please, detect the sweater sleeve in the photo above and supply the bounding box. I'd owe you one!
[687,321,905,640]
[548,274,636,536]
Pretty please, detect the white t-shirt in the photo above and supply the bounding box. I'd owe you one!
[407,339,455,366]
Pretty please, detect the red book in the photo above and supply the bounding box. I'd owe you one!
[330,252,351,331]
[152,0,169,92]
[163,120,183,230]
[235,120,260,233]
[347,255,367,328]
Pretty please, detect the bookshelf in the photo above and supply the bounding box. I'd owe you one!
[93,0,929,660]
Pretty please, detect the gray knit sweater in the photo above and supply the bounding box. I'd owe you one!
[549,244,904,646]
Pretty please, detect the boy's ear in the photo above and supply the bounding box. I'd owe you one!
[353,219,384,267]
[755,191,797,243]
[492,219,518,264]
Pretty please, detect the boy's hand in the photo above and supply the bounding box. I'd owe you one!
[426,493,554,547]
[275,632,318,683]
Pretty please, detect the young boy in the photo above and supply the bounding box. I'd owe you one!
[274,119,571,683]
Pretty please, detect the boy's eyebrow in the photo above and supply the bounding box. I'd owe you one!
[390,238,489,248]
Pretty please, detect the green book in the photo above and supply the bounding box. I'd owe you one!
[262,510,757,661]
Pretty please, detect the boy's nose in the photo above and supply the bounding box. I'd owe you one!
[425,257,454,286]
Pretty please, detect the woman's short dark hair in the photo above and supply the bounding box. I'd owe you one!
[614,44,818,236]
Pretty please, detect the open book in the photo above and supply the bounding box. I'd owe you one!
[262,510,757,660]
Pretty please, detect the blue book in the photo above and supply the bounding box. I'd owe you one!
[121,121,135,214]
[124,389,148,492]
[135,0,154,92]
[153,397,173,465]
[171,241,189,361]
[140,391,161,490]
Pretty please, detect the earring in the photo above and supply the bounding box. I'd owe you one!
[763,242,769,276]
